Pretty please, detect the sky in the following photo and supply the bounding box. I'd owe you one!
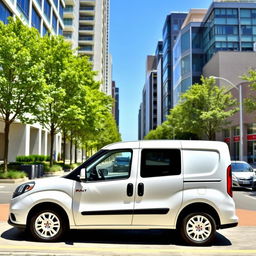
[110,0,213,141]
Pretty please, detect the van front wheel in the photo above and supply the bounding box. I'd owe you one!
[29,209,66,242]
[179,212,216,246]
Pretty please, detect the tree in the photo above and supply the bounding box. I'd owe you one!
[167,76,238,140]
[36,35,78,166]
[144,122,171,140]
[0,18,45,172]
[242,69,256,113]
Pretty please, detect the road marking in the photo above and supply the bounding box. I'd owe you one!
[0,245,256,254]
[245,195,256,200]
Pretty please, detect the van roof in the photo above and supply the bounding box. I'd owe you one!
[102,140,227,151]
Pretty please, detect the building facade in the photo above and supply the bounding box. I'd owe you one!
[63,0,112,95]
[111,81,119,128]
[0,0,65,162]
[0,0,64,35]
[162,12,187,120]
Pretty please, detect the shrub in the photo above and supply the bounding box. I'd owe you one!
[0,170,27,179]
[44,165,62,173]
[16,155,50,163]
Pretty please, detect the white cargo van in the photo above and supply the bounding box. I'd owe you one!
[9,140,238,246]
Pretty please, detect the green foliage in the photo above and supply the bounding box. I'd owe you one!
[0,170,27,179]
[168,76,238,140]
[0,18,45,171]
[145,76,238,141]
[16,155,50,162]
[44,164,62,173]
[242,69,256,113]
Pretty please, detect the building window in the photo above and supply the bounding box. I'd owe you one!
[32,6,41,32]
[141,149,181,178]
[80,5,94,11]
[35,0,42,8]
[58,24,63,35]
[53,0,58,10]
[65,5,73,12]
[0,1,12,24]
[248,123,256,134]
[52,12,57,33]
[44,0,51,21]
[42,23,48,35]
[79,25,93,31]
[79,35,93,40]
[64,18,72,25]
[17,0,30,19]
[80,15,94,21]
[59,1,64,20]
[63,32,72,39]
[79,45,93,51]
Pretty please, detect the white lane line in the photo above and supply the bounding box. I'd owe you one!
[245,195,256,200]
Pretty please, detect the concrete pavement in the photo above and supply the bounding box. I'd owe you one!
[0,223,256,255]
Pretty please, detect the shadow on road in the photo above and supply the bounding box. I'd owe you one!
[1,227,232,247]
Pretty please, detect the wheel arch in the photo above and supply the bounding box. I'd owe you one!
[176,202,221,229]
[27,202,70,228]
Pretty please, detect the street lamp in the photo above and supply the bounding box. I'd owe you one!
[210,76,243,161]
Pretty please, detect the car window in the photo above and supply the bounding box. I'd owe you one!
[86,151,132,182]
[232,163,253,172]
[141,149,181,178]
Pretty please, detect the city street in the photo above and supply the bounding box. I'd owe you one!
[0,183,256,255]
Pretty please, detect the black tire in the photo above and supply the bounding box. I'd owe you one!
[179,212,216,246]
[29,209,67,242]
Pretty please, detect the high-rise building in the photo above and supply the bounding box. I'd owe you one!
[173,9,207,106]
[162,12,187,120]
[111,81,119,128]
[0,0,64,35]
[63,0,111,95]
[0,0,65,162]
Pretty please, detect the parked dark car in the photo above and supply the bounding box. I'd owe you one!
[113,156,130,172]
[231,161,256,190]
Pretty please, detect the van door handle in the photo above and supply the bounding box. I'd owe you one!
[138,183,144,197]
[127,183,133,197]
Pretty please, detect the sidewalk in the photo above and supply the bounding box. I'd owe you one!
[1,204,256,226]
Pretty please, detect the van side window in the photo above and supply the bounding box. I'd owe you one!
[86,151,132,181]
[141,149,181,178]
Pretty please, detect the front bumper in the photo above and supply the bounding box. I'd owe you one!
[8,216,26,229]
[233,179,256,189]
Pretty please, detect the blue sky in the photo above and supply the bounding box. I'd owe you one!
[110,0,212,141]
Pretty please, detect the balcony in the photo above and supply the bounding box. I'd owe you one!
[64,9,74,19]
[79,25,94,34]
[79,16,95,25]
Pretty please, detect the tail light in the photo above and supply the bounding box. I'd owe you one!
[227,165,232,197]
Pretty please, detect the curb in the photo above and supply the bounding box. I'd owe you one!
[0,178,29,184]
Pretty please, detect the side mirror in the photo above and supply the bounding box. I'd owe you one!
[78,168,86,181]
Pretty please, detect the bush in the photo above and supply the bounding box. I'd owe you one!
[16,155,50,163]
[44,165,62,173]
[0,170,27,179]
[63,163,79,170]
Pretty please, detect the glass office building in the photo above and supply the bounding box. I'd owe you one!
[173,22,204,106]
[162,13,187,120]
[0,0,64,36]
[173,0,256,106]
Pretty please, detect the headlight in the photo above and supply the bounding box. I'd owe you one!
[13,182,35,198]
[232,175,238,181]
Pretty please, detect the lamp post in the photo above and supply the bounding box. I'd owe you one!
[210,76,243,161]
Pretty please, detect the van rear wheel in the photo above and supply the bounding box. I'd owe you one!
[29,209,66,242]
[179,212,216,246]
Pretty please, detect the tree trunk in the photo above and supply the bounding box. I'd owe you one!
[75,142,77,163]
[50,125,55,167]
[63,130,66,165]
[82,148,84,162]
[3,118,10,173]
[70,133,73,165]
